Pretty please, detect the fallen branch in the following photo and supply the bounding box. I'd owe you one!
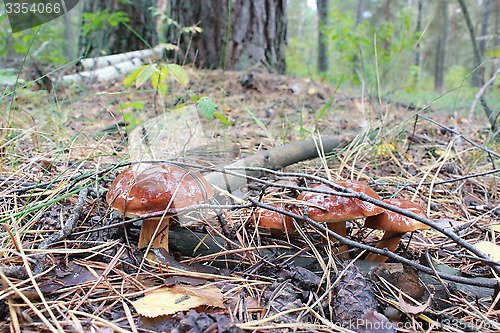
[204,135,348,192]
[34,187,89,273]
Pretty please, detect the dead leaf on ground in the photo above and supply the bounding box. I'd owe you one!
[398,293,432,315]
[131,284,225,318]
[474,241,500,262]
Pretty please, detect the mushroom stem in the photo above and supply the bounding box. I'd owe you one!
[364,230,402,262]
[138,217,171,250]
[325,221,349,258]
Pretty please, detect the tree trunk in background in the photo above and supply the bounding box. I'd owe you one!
[64,6,75,60]
[495,0,500,50]
[168,0,287,73]
[317,0,329,74]
[355,0,365,25]
[383,0,392,52]
[434,0,448,93]
[352,0,366,83]
[457,0,484,88]
[413,0,424,68]
[478,0,492,80]
[412,0,424,89]
[79,0,158,57]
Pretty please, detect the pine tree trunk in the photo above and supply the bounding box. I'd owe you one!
[168,0,287,73]
[317,0,328,73]
[457,0,484,88]
[478,0,492,83]
[434,0,448,93]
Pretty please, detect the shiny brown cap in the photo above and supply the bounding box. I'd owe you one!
[252,205,295,231]
[364,198,430,232]
[106,163,214,216]
[296,180,384,222]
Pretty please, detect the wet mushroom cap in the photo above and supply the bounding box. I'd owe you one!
[252,205,295,231]
[296,180,384,222]
[106,163,214,216]
[364,198,430,232]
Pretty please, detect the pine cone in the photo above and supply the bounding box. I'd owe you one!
[332,264,379,324]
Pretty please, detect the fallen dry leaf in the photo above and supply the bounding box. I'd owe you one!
[474,241,500,261]
[132,284,225,318]
[490,224,500,233]
[398,293,432,314]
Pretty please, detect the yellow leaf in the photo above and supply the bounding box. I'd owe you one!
[307,87,317,95]
[375,143,397,157]
[474,241,500,261]
[490,224,500,232]
[131,284,224,318]
[166,64,189,87]
[434,149,456,159]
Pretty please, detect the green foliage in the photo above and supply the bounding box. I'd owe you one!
[119,102,145,129]
[285,1,317,78]
[82,10,130,36]
[192,96,217,119]
[445,65,469,88]
[124,62,190,96]
[286,39,317,78]
[326,3,419,89]
[0,7,66,65]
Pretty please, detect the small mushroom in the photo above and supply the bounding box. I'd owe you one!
[296,180,384,257]
[364,198,429,262]
[251,204,296,237]
[106,163,214,251]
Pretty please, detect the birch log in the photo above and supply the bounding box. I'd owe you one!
[79,46,163,70]
[60,58,144,83]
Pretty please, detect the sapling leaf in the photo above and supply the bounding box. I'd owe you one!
[166,64,189,86]
[196,97,218,119]
[135,64,155,88]
[123,65,144,87]
[158,42,179,51]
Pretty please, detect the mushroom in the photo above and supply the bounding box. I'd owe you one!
[251,204,296,237]
[106,163,214,250]
[364,198,429,262]
[296,180,384,257]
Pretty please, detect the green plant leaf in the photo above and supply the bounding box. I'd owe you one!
[123,66,143,87]
[135,64,155,87]
[166,64,189,86]
[213,112,232,125]
[123,111,142,128]
[158,42,180,51]
[196,97,218,119]
[13,43,27,53]
[118,102,145,111]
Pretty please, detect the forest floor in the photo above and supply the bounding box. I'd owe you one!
[0,68,499,332]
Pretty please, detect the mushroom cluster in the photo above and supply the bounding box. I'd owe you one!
[364,198,429,262]
[292,180,429,261]
[106,163,213,251]
[251,204,296,237]
[295,180,384,257]
[106,164,429,261]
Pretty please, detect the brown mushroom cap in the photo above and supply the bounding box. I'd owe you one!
[252,205,295,231]
[106,163,214,216]
[364,198,429,232]
[296,180,384,222]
